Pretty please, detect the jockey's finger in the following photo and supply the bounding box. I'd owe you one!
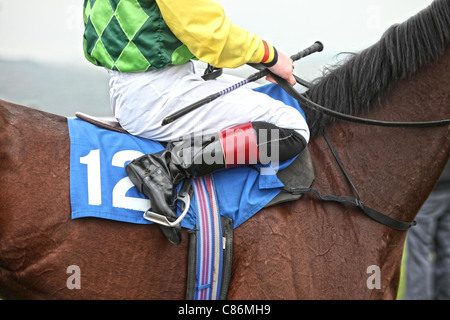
[267,50,296,86]
[265,73,296,86]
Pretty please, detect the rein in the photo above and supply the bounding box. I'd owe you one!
[281,74,450,128]
[272,71,448,231]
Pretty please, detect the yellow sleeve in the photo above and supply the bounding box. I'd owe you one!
[155,0,276,68]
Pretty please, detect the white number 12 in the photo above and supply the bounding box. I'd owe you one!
[79,149,150,211]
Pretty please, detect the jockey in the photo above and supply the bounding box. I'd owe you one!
[83,0,310,243]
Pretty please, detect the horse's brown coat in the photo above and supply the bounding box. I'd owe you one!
[0,19,449,301]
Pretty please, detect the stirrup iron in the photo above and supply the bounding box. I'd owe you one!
[143,192,190,227]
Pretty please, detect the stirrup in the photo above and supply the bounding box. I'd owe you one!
[143,192,190,227]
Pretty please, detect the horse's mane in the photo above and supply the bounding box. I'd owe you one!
[305,0,450,137]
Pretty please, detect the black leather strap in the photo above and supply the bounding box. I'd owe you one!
[219,216,233,300]
[286,186,416,231]
[283,131,416,231]
[202,64,223,81]
[185,228,198,300]
[274,73,450,128]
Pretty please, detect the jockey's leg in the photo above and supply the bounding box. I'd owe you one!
[110,62,309,243]
[125,122,307,243]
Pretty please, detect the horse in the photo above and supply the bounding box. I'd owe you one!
[0,0,449,299]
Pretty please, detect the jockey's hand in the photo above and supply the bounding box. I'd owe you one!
[266,50,296,86]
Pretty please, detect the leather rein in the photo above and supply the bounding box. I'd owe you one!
[269,72,449,231]
[287,74,450,128]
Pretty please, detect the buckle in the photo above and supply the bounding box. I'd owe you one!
[143,192,190,227]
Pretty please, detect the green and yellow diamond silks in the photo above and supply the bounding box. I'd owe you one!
[83,0,195,72]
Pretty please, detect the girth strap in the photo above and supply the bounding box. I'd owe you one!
[186,176,233,300]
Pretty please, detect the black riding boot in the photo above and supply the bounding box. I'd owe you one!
[125,122,306,244]
[125,134,224,244]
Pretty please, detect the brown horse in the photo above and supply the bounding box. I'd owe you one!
[0,0,449,299]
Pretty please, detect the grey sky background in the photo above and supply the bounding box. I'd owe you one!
[0,0,434,69]
[0,0,436,115]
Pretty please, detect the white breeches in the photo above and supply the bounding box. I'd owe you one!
[108,61,309,143]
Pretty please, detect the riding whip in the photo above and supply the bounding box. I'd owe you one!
[161,41,324,126]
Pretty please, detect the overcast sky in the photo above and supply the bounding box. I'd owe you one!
[0,0,435,74]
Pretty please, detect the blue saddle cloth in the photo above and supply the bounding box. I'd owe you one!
[68,84,305,229]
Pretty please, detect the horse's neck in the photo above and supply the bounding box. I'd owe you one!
[289,47,449,299]
[314,45,450,226]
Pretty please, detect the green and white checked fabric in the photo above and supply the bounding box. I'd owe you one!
[83,0,194,72]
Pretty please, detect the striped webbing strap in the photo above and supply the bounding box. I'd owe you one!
[189,175,225,300]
